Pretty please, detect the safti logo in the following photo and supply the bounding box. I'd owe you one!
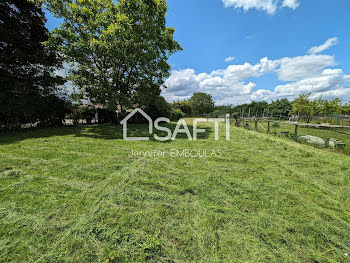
[120,108,231,141]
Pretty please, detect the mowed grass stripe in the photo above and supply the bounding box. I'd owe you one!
[0,124,350,262]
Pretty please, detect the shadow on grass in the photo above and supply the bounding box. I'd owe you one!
[0,123,214,145]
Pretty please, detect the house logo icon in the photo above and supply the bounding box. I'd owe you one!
[120,108,153,141]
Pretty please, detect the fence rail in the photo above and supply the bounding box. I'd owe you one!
[235,117,350,136]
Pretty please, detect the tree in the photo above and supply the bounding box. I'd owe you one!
[266,98,292,117]
[313,98,342,122]
[213,105,234,117]
[248,101,268,117]
[170,108,185,121]
[38,94,72,126]
[0,0,66,128]
[43,0,182,111]
[311,97,324,116]
[343,102,350,115]
[231,101,268,118]
[144,95,172,119]
[329,98,342,115]
[292,94,313,122]
[171,100,192,116]
[189,92,215,116]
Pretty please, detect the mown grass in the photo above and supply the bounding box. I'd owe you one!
[0,122,350,262]
[243,120,350,155]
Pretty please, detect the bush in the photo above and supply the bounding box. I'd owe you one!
[39,95,72,127]
[171,100,192,116]
[145,96,172,120]
[272,122,280,128]
[70,106,120,125]
[171,109,186,121]
[0,94,72,130]
[97,109,119,124]
[81,107,96,125]
[189,92,215,116]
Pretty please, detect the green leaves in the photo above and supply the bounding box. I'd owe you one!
[1,0,69,128]
[292,94,348,121]
[189,92,216,116]
[44,0,181,110]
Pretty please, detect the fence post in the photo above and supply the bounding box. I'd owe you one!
[255,119,258,131]
[295,124,299,136]
[336,113,339,125]
[268,121,271,133]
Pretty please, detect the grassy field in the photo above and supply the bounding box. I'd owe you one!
[243,119,350,155]
[1,122,350,262]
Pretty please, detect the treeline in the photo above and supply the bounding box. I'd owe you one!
[169,93,350,123]
[229,94,350,122]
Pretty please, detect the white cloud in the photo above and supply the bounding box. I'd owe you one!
[251,89,274,101]
[274,69,350,97]
[310,87,350,102]
[245,34,256,39]
[163,69,203,98]
[54,62,74,96]
[308,37,339,54]
[163,39,350,105]
[55,62,71,78]
[222,0,277,15]
[163,63,262,104]
[250,70,350,102]
[259,57,279,74]
[222,0,300,15]
[276,55,337,81]
[281,0,300,10]
[225,56,235,62]
[212,63,261,80]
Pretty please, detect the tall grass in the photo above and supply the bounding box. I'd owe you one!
[0,123,350,262]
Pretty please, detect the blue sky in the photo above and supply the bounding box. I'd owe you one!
[45,0,350,105]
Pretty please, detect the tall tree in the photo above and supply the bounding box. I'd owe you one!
[189,92,215,116]
[171,100,192,116]
[43,0,182,111]
[329,98,342,115]
[343,102,350,115]
[292,94,314,122]
[311,97,324,116]
[0,0,65,128]
[266,98,292,117]
[144,95,171,119]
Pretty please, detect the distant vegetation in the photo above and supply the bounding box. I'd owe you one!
[168,93,350,123]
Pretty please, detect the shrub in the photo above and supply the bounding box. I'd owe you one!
[171,109,186,121]
[171,100,192,116]
[39,95,72,127]
[145,96,172,120]
[97,109,119,124]
[272,122,280,128]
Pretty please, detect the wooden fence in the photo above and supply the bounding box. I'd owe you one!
[236,117,350,136]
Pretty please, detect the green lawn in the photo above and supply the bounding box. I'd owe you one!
[243,119,350,155]
[1,123,350,262]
